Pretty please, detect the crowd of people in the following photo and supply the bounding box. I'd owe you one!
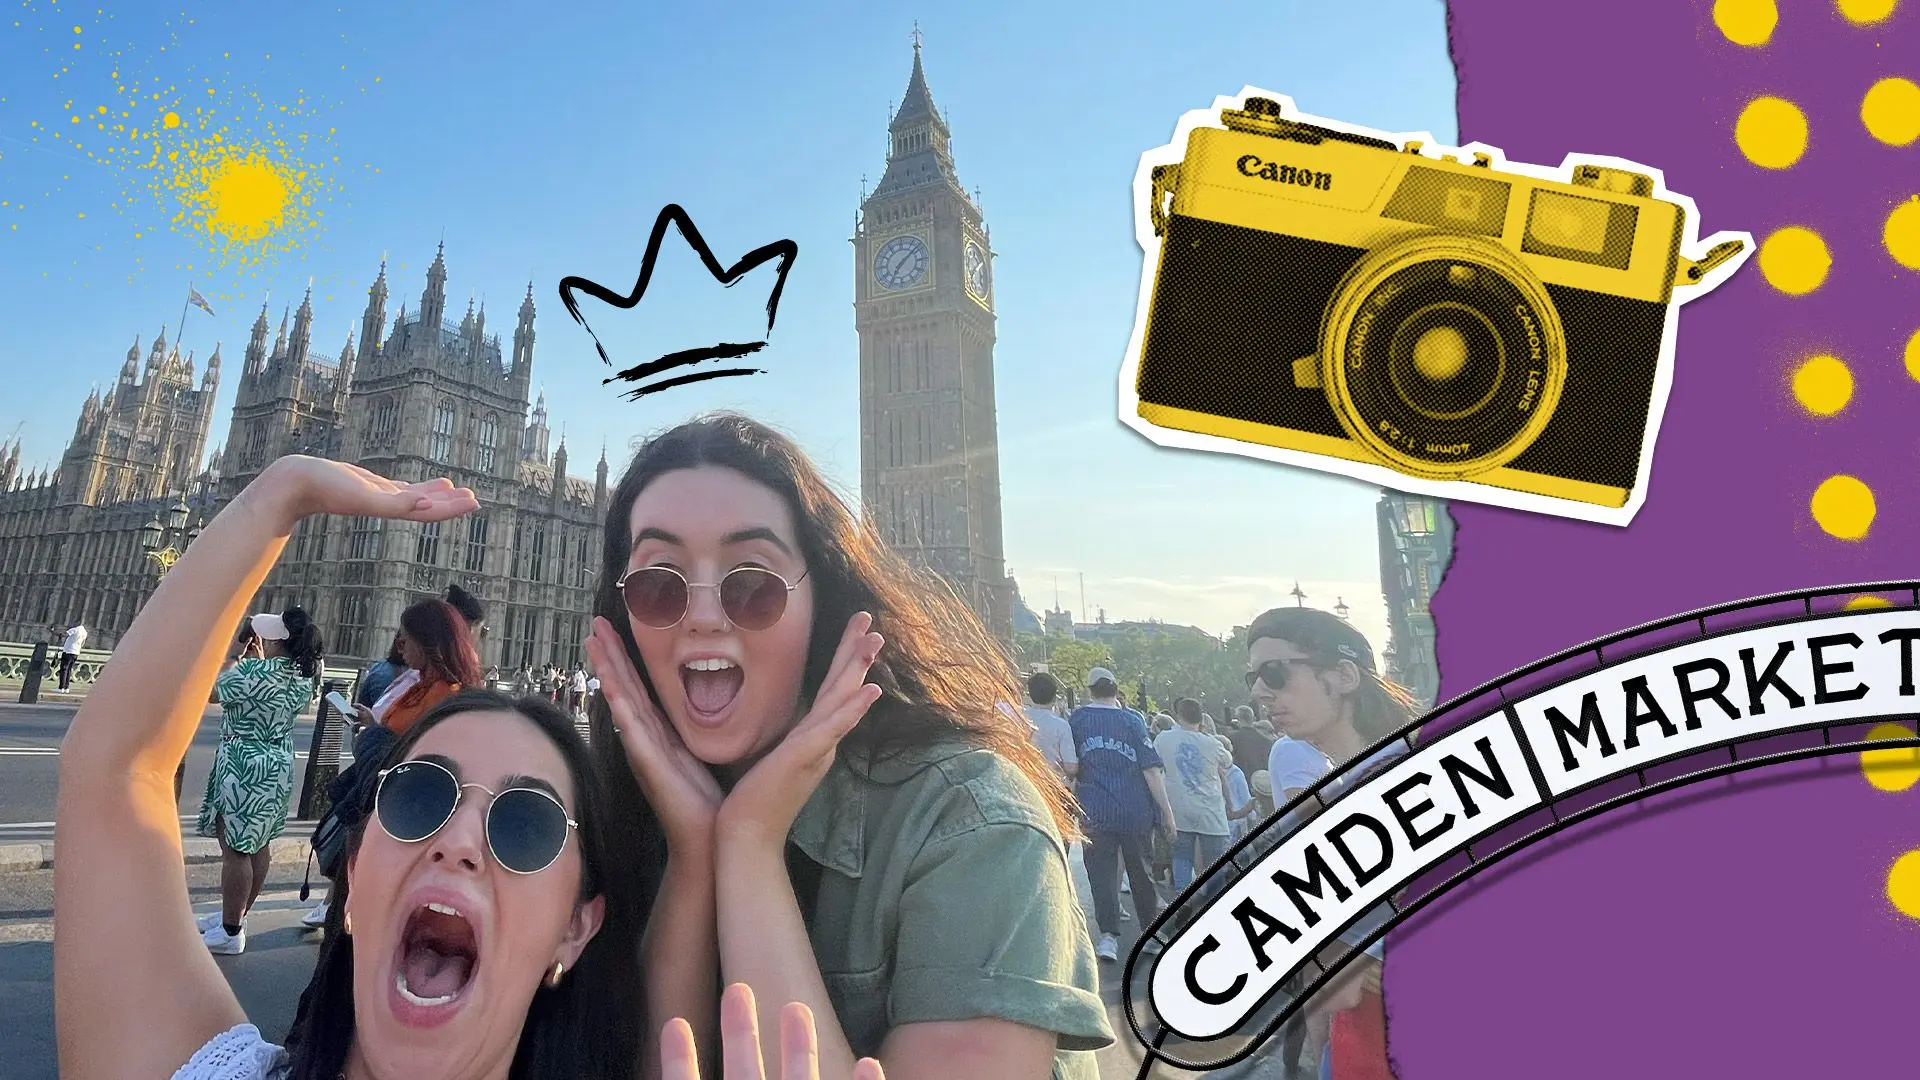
[49,411,1418,1080]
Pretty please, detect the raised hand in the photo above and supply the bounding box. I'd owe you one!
[716,613,884,848]
[587,616,724,847]
[660,983,885,1080]
[248,454,478,527]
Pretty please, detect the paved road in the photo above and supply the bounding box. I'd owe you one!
[0,702,342,840]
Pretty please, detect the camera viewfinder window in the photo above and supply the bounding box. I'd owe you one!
[1523,190,1638,269]
[1382,167,1510,237]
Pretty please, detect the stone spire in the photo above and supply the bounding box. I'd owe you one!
[874,28,960,197]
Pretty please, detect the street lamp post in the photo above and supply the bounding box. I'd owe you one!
[140,499,202,577]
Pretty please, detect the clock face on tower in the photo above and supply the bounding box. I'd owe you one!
[964,240,990,301]
[873,234,930,291]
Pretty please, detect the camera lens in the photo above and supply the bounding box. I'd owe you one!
[1319,235,1566,479]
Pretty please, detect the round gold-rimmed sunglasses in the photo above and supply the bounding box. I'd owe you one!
[615,565,809,631]
[373,759,578,875]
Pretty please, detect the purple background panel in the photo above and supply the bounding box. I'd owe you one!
[1386,2,1920,1077]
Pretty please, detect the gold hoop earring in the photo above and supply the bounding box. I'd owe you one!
[343,909,352,935]
[545,961,565,988]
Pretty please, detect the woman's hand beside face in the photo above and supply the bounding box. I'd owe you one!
[715,612,883,850]
[587,616,723,849]
[661,983,884,1080]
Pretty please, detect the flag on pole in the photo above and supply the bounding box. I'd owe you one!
[187,288,215,317]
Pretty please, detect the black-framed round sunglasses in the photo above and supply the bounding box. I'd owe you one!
[615,565,808,631]
[373,759,578,875]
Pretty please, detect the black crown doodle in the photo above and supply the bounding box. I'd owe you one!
[558,204,799,401]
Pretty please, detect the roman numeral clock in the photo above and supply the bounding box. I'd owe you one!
[873,233,932,291]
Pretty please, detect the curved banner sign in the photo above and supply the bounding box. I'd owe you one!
[1151,606,1920,1041]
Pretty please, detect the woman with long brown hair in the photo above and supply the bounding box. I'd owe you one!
[354,597,482,737]
[586,413,1111,1080]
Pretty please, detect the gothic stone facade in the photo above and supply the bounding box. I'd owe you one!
[1,250,606,674]
[856,43,1014,644]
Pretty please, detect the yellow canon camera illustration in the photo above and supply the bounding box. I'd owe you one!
[1127,93,1748,520]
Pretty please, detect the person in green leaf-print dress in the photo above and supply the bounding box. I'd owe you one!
[193,607,323,954]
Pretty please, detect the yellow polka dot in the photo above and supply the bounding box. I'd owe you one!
[1736,97,1809,168]
[1792,354,1853,415]
[161,111,179,129]
[1811,474,1875,539]
[1861,78,1920,146]
[1888,850,1920,920]
[1905,328,1920,382]
[1846,595,1895,609]
[1759,226,1832,294]
[1861,723,1920,791]
[1714,0,1778,44]
[1837,0,1900,24]
[1886,197,1920,269]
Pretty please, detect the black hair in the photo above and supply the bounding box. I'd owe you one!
[281,606,324,680]
[1090,678,1119,699]
[1175,697,1203,726]
[283,690,641,1080]
[1246,606,1418,743]
[1027,671,1059,706]
[446,583,486,629]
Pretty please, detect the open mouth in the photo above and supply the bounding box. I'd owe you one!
[395,901,479,1011]
[680,657,744,726]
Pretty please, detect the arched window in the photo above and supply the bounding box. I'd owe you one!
[477,414,499,472]
[374,398,398,443]
[430,400,456,461]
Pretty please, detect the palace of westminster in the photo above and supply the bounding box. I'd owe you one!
[0,42,1446,700]
[0,43,1026,674]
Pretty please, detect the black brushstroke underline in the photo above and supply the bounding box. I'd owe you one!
[617,368,764,401]
[607,340,767,384]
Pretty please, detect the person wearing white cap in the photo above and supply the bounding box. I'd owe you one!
[190,606,325,954]
[1067,666,1178,963]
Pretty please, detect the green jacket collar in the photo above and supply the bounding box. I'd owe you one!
[788,738,980,879]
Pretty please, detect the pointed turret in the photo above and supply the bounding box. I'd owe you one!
[245,302,271,377]
[522,388,551,463]
[204,343,222,390]
[360,258,389,367]
[420,240,449,332]
[271,306,290,361]
[552,436,569,503]
[147,325,169,372]
[288,285,315,369]
[122,335,140,383]
[595,440,609,511]
[873,30,961,197]
[510,280,536,389]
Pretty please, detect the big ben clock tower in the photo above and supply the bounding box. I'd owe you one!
[855,31,1012,645]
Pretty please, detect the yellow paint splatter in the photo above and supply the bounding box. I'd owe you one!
[1714,0,1778,44]
[1887,849,1920,920]
[1861,77,1920,146]
[1885,196,1920,270]
[161,110,179,129]
[1792,354,1852,415]
[1845,596,1895,609]
[1860,723,1920,792]
[1905,328,1920,383]
[1811,474,1875,539]
[1759,226,1832,294]
[1836,0,1900,25]
[1736,96,1808,168]
[190,153,293,243]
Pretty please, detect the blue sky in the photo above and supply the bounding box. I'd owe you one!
[0,0,1457,644]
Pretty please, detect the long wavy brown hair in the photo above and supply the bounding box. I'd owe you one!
[585,413,1078,848]
[400,598,483,688]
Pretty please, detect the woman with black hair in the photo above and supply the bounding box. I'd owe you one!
[191,605,325,954]
[585,413,1111,1079]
